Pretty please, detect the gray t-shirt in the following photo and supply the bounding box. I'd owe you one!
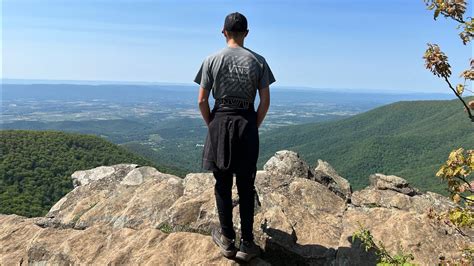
[194,46,275,104]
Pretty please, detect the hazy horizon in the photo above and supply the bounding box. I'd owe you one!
[0,78,455,95]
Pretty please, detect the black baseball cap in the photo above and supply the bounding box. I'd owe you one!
[223,12,248,32]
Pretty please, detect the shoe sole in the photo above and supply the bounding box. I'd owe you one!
[221,249,237,258]
[211,232,237,258]
[235,251,258,262]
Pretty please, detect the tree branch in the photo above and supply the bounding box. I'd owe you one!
[452,17,465,24]
[446,220,469,237]
[444,76,474,122]
[459,194,474,203]
[457,175,473,192]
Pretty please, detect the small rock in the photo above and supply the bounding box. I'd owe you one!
[369,173,419,196]
[263,150,313,179]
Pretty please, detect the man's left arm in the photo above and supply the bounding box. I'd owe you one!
[198,87,211,126]
[256,58,275,128]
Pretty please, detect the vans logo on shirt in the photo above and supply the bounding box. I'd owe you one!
[228,64,250,82]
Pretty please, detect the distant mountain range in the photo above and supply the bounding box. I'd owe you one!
[258,97,474,194]
[1,79,454,95]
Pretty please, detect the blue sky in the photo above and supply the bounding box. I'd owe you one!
[2,0,473,93]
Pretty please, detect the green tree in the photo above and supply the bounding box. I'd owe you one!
[0,130,157,217]
[423,0,474,121]
[423,1,473,264]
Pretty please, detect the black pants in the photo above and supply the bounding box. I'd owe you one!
[205,106,259,241]
[214,167,257,241]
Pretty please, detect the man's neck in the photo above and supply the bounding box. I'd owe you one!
[227,39,244,48]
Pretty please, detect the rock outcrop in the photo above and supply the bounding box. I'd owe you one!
[312,159,352,201]
[0,150,471,265]
[263,150,314,179]
[368,173,420,196]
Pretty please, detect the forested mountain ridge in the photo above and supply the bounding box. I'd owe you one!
[0,130,159,217]
[258,97,474,194]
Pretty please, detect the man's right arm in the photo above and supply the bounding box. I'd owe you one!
[256,86,270,128]
[198,87,212,126]
[194,56,214,126]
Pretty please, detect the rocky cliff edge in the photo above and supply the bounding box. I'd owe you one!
[0,150,471,265]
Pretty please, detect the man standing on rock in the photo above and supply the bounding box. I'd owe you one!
[194,12,275,262]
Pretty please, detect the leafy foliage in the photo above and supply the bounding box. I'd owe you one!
[460,60,474,87]
[433,148,474,229]
[0,130,156,217]
[423,44,451,78]
[425,0,467,23]
[352,223,415,265]
[423,0,474,122]
[424,0,474,232]
[423,1,474,264]
[436,148,474,202]
[448,207,474,228]
[459,18,474,45]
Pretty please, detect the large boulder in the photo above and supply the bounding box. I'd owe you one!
[254,171,346,265]
[335,207,470,265]
[36,164,184,230]
[351,187,456,214]
[1,150,471,265]
[166,173,220,231]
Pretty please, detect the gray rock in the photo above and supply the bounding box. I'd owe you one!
[1,151,471,265]
[263,150,313,179]
[71,166,116,187]
[335,207,469,265]
[45,164,184,230]
[120,166,163,186]
[312,159,352,201]
[369,173,419,196]
[182,173,215,196]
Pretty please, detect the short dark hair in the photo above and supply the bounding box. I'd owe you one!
[225,30,247,39]
[223,12,248,32]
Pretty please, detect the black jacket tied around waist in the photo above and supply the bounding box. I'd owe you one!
[202,105,259,175]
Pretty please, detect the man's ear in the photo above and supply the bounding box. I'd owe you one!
[244,30,249,37]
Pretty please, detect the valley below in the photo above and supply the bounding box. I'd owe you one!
[2,83,468,194]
